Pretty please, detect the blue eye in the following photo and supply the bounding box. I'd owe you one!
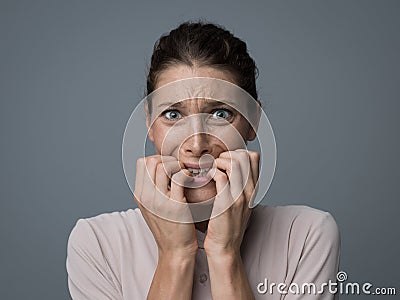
[212,109,231,119]
[163,110,182,120]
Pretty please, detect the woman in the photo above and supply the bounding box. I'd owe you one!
[66,21,340,299]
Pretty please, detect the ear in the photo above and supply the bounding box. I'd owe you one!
[247,100,262,141]
[145,101,154,142]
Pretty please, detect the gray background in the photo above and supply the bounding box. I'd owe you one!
[1,0,399,299]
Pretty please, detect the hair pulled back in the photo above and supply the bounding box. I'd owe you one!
[146,21,258,100]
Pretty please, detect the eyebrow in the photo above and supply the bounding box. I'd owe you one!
[156,100,236,109]
[157,102,185,109]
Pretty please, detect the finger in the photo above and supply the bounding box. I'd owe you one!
[142,156,175,192]
[220,150,254,203]
[214,157,243,201]
[248,151,260,207]
[208,168,232,213]
[154,168,194,223]
[234,149,252,186]
[141,156,176,209]
[233,150,254,202]
[155,160,182,194]
[170,169,193,203]
[220,150,252,186]
[133,157,145,206]
[248,151,260,185]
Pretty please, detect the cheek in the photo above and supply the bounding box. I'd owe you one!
[209,121,249,150]
[151,125,180,155]
[215,128,246,149]
[235,119,253,143]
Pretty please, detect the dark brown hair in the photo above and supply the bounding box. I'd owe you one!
[146,21,259,100]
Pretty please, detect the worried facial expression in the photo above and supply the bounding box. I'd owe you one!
[146,65,258,203]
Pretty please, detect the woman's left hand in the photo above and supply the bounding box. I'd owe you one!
[204,149,260,257]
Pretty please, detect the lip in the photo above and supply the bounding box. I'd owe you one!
[192,176,212,184]
[183,162,214,169]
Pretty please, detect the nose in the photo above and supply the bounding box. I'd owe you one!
[181,133,212,156]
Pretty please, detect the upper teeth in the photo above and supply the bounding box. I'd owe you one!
[187,167,211,175]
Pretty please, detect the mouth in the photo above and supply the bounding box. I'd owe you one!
[183,162,213,178]
[186,167,212,177]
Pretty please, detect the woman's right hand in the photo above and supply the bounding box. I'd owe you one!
[133,155,198,259]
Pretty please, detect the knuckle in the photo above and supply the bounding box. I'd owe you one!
[133,194,144,205]
[163,155,176,161]
[156,163,165,173]
[136,157,145,168]
[219,151,230,158]
[239,150,250,159]
[170,171,181,181]
[250,151,260,161]
[234,195,246,206]
[231,160,241,169]
[145,155,160,166]
[239,155,250,164]
[215,171,228,181]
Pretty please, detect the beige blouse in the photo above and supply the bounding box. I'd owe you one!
[66,205,340,299]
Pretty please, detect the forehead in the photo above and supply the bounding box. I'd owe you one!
[147,77,260,127]
[155,65,237,90]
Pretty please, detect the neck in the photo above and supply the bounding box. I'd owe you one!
[195,220,209,232]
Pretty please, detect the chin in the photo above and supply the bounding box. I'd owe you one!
[184,181,216,203]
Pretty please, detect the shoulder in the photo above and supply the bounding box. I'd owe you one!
[248,205,341,286]
[244,205,340,278]
[249,204,340,246]
[66,209,149,298]
[67,208,151,257]
[68,208,140,239]
[252,204,339,228]
[66,209,158,298]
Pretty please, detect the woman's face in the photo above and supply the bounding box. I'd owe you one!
[146,65,256,203]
